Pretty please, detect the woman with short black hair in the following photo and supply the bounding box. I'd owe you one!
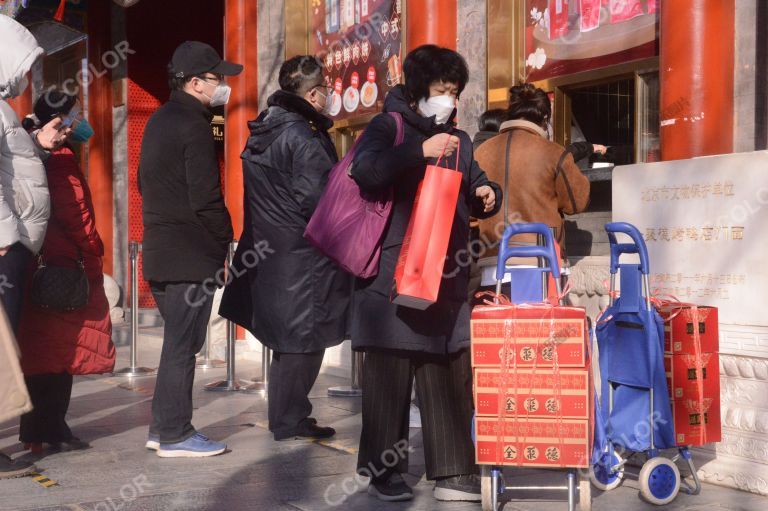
[350,44,502,503]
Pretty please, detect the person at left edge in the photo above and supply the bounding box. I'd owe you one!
[138,41,239,458]
[219,56,349,441]
[0,14,47,479]
[18,90,116,456]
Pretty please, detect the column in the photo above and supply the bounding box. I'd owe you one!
[659,0,735,161]
[456,0,487,137]
[224,0,259,237]
[87,0,115,275]
[407,0,457,51]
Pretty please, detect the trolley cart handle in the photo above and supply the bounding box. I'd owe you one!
[605,222,650,275]
[496,222,561,280]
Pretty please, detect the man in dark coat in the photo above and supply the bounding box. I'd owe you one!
[219,56,349,441]
[138,41,240,457]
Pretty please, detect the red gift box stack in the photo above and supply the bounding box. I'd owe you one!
[658,305,721,446]
[471,303,592,468]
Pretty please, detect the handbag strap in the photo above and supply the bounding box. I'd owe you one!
[388,111,405,146]
[434,135,461,172]
[554,149,578,218]
[37,248,85,270]
[345,112,405,177]
[502,131,513,227]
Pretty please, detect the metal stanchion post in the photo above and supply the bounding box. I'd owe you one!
[249,344,269,393]
[328,348,363,397]
[115,241,156,377]
[205,241,262,393]
[196,324,224,369]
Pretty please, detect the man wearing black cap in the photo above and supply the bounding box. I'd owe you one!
[138,41,241,458]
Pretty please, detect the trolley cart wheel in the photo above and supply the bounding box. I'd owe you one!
[579,471,592,511]
[638,457,681,506]
[589,449,625,491]
[481,465,499,511]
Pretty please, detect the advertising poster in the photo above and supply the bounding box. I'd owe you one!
[612,152,768,328]
[309,0,403,121]
[525,0,659,82]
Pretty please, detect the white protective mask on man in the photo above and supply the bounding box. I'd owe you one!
[418,94,456,125]
[314,88,332,115]
[203,82,232,107]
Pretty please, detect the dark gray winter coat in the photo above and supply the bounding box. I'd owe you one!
[349,85,503,355]
[218,90,350,354]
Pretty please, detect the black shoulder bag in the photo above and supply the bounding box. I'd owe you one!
[31,250,90,312]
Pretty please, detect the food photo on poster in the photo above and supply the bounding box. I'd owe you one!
[525,0,659,81]
[310,0,403,121]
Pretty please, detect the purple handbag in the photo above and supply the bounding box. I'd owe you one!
[304,112,404,278]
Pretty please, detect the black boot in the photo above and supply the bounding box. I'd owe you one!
[274,418,336,440]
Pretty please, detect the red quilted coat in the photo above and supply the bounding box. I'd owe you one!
[17,146,115,376]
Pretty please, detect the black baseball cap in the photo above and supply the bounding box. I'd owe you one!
[169,41,243,79]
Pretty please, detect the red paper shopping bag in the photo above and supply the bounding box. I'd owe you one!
[392,142,462,310]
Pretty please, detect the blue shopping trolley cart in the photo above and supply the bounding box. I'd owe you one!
[590,222,702,505]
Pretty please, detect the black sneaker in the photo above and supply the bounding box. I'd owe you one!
[52,437,91,452]
[0,453,36,479]
[368,472,414,502]
[434,474,482,502]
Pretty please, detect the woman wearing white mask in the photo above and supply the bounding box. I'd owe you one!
[349,45,502,503]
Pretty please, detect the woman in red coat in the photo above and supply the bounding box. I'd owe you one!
[16,90,115,453]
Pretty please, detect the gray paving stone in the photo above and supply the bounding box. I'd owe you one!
[0,341,765,511]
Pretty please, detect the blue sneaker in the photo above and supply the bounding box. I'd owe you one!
[145,434,159,451]
[148,432,209,450]
[156,433,226,458]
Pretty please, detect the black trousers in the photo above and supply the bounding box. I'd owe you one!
[268,350,325,438]
[0,242,32,332]
[149,282,214,444]
[357,349,477,481]
[19,373,74,443]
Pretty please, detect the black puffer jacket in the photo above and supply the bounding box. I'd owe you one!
[219,90,350,354]
[349,85,503,355]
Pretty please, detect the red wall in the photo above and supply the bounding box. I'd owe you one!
[125,0,224,306]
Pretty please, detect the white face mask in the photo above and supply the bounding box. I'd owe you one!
[208,84,231,107]
[200,79,232,107]
[314,88,332,115]
[417,94,456,125]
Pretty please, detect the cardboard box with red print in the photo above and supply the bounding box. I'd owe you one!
[658,305,719,355]
[475,416,591,468]
[672,397,722,446]
[471,305,588,368]
[664,353,720,402]
[474,368,591,419]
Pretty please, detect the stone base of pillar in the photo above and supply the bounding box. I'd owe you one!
[697,450,768,496]
[566,255,611,319]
